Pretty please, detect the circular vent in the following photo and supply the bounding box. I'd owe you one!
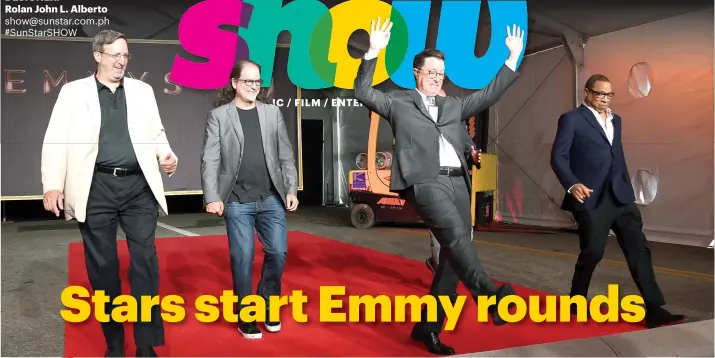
[631,169,658,205]
[627,62,654,98]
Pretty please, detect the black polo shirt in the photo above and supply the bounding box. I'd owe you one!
[94,76,139,168]
[229,106,277,203]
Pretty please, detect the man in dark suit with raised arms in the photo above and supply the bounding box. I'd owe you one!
[353,17,524,355]
[550,74,685,329]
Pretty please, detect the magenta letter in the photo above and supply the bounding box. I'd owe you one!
[170,0,243,89]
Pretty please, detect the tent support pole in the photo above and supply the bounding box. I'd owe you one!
[529,12,586,107]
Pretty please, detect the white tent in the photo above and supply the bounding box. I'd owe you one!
[492,7,714,247]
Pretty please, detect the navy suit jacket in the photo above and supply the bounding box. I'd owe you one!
[550,105,636,212]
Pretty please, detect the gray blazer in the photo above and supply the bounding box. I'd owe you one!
[353,57,518,195]
[200,101,298,207]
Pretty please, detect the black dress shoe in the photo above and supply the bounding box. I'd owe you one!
[105,347,123,357]
[645,307,686,328]
[490,283,516,326]
[136,347,157,357]
[425,258,437,275]
[410,330,455,355]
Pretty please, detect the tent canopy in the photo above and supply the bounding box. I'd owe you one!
[69,1,709,55]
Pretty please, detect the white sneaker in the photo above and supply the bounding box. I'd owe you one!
[264,321,281,332]
[238,322,262,339]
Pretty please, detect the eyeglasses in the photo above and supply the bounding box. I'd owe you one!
[99,52,131,61]
[418,69,445,80]
[236,79,262,86]
[587,88,614,99]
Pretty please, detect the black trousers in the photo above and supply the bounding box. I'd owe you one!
[405,174,499,334]
[570,182,665,308]
[77,171,164,349]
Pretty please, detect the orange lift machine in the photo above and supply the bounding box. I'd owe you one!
[347,109,498,229]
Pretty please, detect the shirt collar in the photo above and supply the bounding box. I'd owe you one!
[416,89,437,106]
[95,75,124,91]
[583,103,613,121]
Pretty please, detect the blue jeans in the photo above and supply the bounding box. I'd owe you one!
[224,195,287,320]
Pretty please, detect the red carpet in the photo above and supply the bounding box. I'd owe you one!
[65,231,645,356]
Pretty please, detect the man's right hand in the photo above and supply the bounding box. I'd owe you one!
[570,184,593,203]
[205,201,224,216]
[43,190,63,217]
[366,17,392,58]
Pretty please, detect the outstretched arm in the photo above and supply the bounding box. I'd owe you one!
[354,18,394,121]
[461,25,525,120]
[354,56,393,121]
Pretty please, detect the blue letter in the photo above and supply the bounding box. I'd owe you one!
[386,0,431,88]
[436,0,528,89]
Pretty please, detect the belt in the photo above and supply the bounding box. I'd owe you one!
[439,167,463,176]
[95,165,142,177]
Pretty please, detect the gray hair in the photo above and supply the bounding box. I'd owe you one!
[92,30,126,52]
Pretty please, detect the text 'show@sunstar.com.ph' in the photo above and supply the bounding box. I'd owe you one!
[3,3,109,37]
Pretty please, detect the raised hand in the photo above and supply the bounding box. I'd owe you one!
[505,24,525,59]
[368,17,393,52]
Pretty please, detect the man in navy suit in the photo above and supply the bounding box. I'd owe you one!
[550,74,685,329]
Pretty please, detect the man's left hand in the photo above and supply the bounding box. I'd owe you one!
[160,153,177,174]
[505,24,525,59]
[286,194,299,211]
[471,146,481,164]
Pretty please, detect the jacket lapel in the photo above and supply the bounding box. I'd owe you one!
[612,115,621,146]
[578,105,609,144]
[256,102,268,148]
[123,79,138,135]
[226,104,243,145]
[407,90,434,123]
[84,76,101,137]
[435,95,446,123]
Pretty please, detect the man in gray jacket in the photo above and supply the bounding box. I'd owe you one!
[200,60,299,340]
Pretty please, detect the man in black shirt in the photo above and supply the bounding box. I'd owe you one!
[201,60,299,339]
[41,30,177,357]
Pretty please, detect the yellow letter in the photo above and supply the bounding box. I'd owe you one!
[268,295,289,322]
[498,296,527,323]
[161,295,185,323]
[440,295,467,331]
[476,296,496,323]
[349,295,392,322]
[620,294,645,323]
[590,284,622,323]
[220,290,239,323]
[320,286,346,322]
[140,295,160,322]
[60,286,91,323]
[290,290,309,323]
[560,295,588,322]
[327,0,392,88]
[240,295,266,323]
[91,290,111,323]
[112,295,137,323]
[394,295,437,322]
[529,295,557,323]
[195,295,220,323]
